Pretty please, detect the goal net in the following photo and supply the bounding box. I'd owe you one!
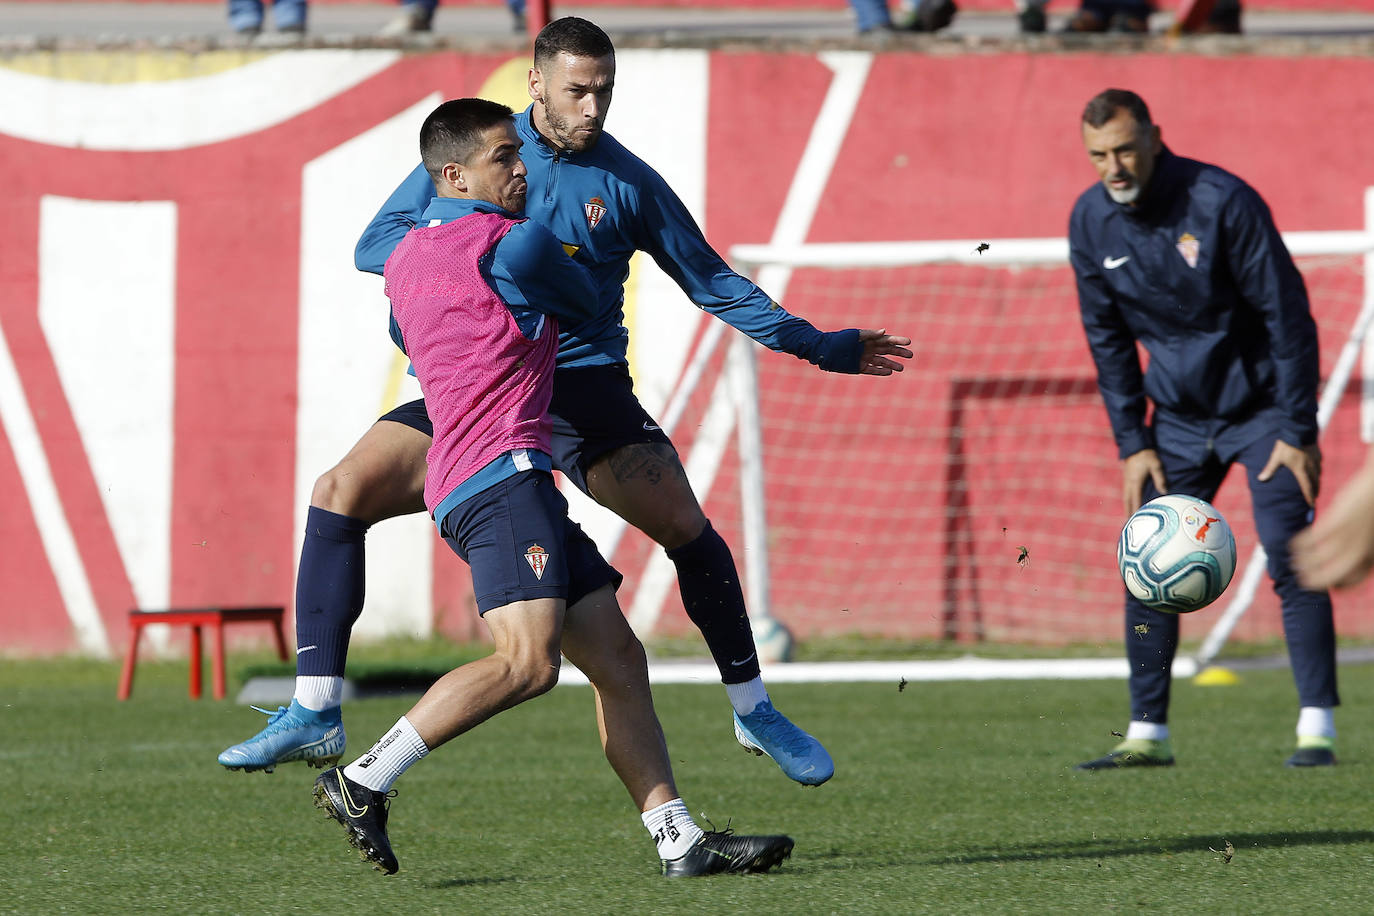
[668,214,1374,665]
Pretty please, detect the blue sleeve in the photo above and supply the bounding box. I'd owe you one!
[356,163,432,275]
[632,169,863,374]
[490,221,598,324]
[1070,204,1154,459]
[1222,186,1320,447]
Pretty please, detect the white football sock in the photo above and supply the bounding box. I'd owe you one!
[1126,720,1169,742]
[343,716,429,793]
[725,677,770,717]
[1296,706,1335,740]
[642,798,705,860]
[295,675,343,712]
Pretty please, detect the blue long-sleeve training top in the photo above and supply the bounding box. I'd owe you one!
[358,106,862,373]
[1068,147,1320,460]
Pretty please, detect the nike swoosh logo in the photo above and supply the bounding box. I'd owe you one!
[643,421,662,432]
[1103,255,1130,269]
[729,653,756,667]
[337,772,369,819]
[296,645,318,656]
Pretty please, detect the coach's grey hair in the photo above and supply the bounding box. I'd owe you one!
[1082,89,1153,130]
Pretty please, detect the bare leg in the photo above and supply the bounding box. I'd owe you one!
[559,584,678,812]
[312,419,429,523]
[403,598,565,748]
[584,443,706,550]
[585,441,760,686]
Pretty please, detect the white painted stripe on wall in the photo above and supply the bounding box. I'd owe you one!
[40,196,176,623]
[297,97,435,640]
[607,49,709,421]
[0,50,400,151]
[0,293,109,657]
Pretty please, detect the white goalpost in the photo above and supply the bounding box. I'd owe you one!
[712,188,1374,677]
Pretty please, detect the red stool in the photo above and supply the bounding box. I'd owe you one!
[117,606,288,701]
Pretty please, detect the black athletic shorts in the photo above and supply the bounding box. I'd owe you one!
[378,364,672,496]
[379,398,433,436]
[546,364,674,496]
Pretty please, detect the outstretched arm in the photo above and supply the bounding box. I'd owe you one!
[856,329,913,376]
[633,169,888,374]
[1291,448,1374,590]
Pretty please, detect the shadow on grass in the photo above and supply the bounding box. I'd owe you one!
[923,829,1374,866]
[428,875,518,889]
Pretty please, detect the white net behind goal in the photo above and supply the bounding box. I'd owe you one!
[705,230,1374,651]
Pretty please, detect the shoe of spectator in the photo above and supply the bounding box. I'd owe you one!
[1193,6,1241,31]
[907,0,957,32]
[1061,8,1108,31]
[380,3,434,36]
[1108,11,1149,31]
[1018,5,1047,32]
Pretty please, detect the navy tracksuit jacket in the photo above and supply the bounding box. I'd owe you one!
[1069,147,1337,723]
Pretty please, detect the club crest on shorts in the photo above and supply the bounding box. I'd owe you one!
[524,544,549,580]
[1176,232,1200,268]
[584,196,607,231]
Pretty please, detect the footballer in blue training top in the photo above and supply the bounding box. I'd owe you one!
[358,112,866,375]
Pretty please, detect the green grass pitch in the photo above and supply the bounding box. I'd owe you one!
[8,654,1374,914]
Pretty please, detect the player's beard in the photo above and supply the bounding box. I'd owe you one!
[538,98,603,153]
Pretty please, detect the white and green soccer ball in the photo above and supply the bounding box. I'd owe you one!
[753,617,795,664]
[1117,494,1237,614]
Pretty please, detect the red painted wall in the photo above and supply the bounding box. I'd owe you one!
[678,51,1374,645]
[4,48,1373,653]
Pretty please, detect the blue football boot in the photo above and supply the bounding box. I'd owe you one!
[218,700,345,773]
[732,701,834,786]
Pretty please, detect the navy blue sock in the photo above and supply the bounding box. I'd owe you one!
[665,521,760,685]
[294,507,369,678]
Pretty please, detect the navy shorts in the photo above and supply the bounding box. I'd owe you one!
[438,469,621,615]
[379,398,433,437]
[547,364,673,495]
[380,363,672,496]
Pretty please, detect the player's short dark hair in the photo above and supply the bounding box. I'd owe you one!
[1082,89,1153,131]
[420,98,514,183]
[533,16,615,70]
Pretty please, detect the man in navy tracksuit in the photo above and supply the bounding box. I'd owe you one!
[1069,89,1338,770]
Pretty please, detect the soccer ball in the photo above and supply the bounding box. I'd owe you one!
[1117,494,1237,613]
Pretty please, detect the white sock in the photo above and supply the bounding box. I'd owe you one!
[1126,720,1169,742]
[343,716,429,793]
[295,676,343,712]
[725,677,770,717]
[642,798,705,860]
[1296,706,1335,741]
